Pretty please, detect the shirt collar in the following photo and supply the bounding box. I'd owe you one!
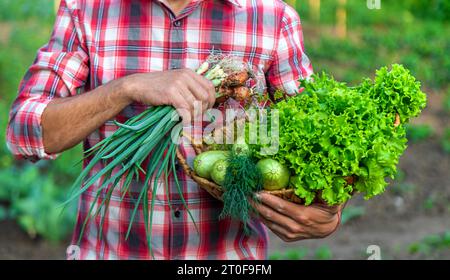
[191,0,243,8]
[155,0,242,11]
[223,0,242,8]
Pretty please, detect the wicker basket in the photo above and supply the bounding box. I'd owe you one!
[176,113,399,205]
[176,145,355,205]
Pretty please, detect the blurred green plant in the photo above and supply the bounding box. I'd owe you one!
[269,246,334,260]
[406,0,450,22]
[423,195,437,211]
[391,183,416,196]
[389,168,417,196]
[305,2,450,90]
[284,248,309,260]
[268,252,283,260]
[0,0,81,243]
[442,128,450,153]
[408,231,450,256]
[341,206,365,225]
[444,89,450,113]
[393,169,406,182]
[0,165,77,242]
[406,124,434,143]
[0,0,54,22]
[268,247,309,260]
[314,245,333,260]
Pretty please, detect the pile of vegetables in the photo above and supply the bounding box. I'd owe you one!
[193,64,427,225]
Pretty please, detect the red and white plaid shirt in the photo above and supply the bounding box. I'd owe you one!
[6,0,312,259]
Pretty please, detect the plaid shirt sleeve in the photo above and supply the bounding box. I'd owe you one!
[266,4,313,95]
[6,0,89,161]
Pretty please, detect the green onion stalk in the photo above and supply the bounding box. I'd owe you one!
[63,55,244,258]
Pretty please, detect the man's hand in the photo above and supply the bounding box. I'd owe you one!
[124,69,216,123]
[253,193,343,242]
[42,68,215,154]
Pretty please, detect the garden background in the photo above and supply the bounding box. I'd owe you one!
[0,0,449,259]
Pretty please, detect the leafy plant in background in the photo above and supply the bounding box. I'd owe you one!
[268,247,309,260]
[341,206,365,225]
[406,124,434,143]
[391,183,416,196]
[0,0,54,22]
[269,246,333,260]
[267,252,283,260]
[390,169,416,196]
[0,0,81,243]
[444,89,450,113]
[314,245,333,260]
[423,195,437,211]
[283,248,309,260]
[305,1,450,90]
[408,232,450,256]
[441,128,450,154]
[0,165,77,242]
[406,0,450,22]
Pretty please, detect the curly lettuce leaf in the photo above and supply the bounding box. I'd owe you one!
[251,65,426,205]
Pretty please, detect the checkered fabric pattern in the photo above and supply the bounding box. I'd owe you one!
[6,0,313,259]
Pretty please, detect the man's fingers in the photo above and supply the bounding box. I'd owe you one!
[187,69,216,93]
[185,78,210,106]
[180,71,213,113]
[258,193,339,226]
[181,85,208,123]
[252,200,306,235]
[176,108,191,125]
[259,216,308,242]
[179,86,196,111]
[310,203,341,215]
[187,70,216,107]
[171,89,193,124]
[253,193,343,240]
[257,192,306,218]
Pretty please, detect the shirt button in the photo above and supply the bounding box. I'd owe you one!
[174,210,181,218]
[173,20,181,27]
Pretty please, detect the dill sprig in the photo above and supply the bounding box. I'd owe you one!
[219,151,263,234]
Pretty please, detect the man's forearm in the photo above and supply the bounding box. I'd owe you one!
[42,78,132,154]
[41,69,216,154]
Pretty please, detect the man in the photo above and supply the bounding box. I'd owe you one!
[6,0,342,259]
